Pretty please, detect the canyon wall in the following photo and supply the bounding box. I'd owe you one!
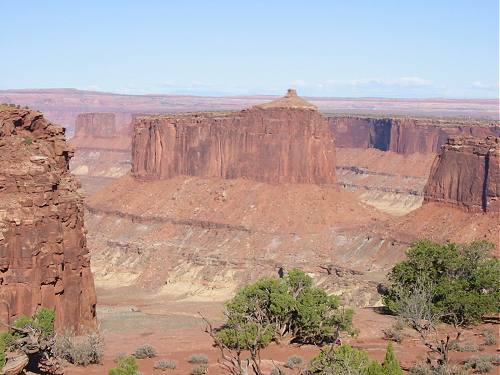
[132,93,336,185]
[423,136,499,212]
[330,116,500,154]
[0,107,96,331]
[70,112,132,195]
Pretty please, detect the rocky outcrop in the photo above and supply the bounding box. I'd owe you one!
[423,136,499,212]
[132,90,336,185]
[0,107,96,332]
[330,116,500,154]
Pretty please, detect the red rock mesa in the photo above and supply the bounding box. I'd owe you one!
[330,116,500,154]
[423,136,499,212]
[132,90,336,185]
[0,107,96,332]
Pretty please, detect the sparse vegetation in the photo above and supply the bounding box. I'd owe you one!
[384,240,500,326]
[23,136,33,145]
[153,359,177,370]
[14,307,55,338]
[481,328,497,346]
[284,355,304,369]
[203,269,355,374]
[383,319,405,343]
[383,240,500,373]
[0,103,21,110]
[307,343,403,375]
[409,362,464,375]
[190,364,209,375]
[54,330,104,366]
[464,354,500,373]
[188,353,209,364]
[217,269,355,347]
[0,308,62,373]
[454,342,481,353]
[134,344,156,359]
[109,356,139,375]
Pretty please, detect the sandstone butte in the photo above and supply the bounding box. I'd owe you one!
[423,135,500,213]
[132,89,337,185]
[330,116,500,154]
[0,107,96,332]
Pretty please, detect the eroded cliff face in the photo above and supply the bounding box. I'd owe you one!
[330,116,500,154]
[0,107,96,331]
[423,136,499,212]
[132,103,336,184]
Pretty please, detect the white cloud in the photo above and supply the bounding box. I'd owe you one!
[471,81,499,90]
[351,76,432,88]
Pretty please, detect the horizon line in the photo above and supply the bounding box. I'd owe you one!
[0,87,498,101]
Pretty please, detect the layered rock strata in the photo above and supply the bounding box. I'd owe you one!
[423,136,499,212]
[0,107,96,331]
[132,90,336,185]
[330,116,500,154]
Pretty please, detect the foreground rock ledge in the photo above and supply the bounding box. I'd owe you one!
[0,107,96,332]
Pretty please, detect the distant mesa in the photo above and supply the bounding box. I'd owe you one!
[330,116,500,155]
[72,112,132,151]
[132,90,336,184]
[424,135,499,212]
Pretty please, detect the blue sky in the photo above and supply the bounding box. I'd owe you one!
[1,0,498,98]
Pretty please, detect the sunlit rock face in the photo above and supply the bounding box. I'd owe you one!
[0,107,97,332]
[330,116,500,154]
[132,90,336,185]
[424,136,499,212]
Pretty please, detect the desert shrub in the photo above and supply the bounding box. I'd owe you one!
[383,319,405,343]
[449,340,481,353]
[384,240,500,325]
[270,365,287,375]
[190,364,208,375]
[109,355,139,375]
[188,353,209,364]
[23,136,33,145]
[382,343,404,375]
[218,269,355,348]
[482,328,498,346]
[134,344,156,359]
[309,344,373,374]
[13,315,33,329]
[285,355,304,369]
[458,342,481,352]
[409,362,465,375]
[14,308,55,339]
[464,354,500,373]
[55,330,104,366]
[309,343,403,375]
[153,359,177,370]
[0,332,17,349]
